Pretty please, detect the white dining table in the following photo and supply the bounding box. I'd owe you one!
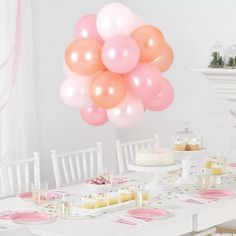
[1,170,236,236]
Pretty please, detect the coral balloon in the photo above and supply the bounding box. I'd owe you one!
[102,35,140,74]
[131,25,165,62]
[65,38,105,76]
[107,95,144,129]
[125,63,162,100]
[75,14,104,45]
[60,77,92,108]
[80,105,108,126]
[90,71,127,109]
[152,43,174,72]
[96,2,134,41]
[144,78,174,111]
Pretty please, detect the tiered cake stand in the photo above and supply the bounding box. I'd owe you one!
[127,161,182,194]
[174,149,207,185]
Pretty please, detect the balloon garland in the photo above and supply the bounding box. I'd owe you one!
[61,2,174,129]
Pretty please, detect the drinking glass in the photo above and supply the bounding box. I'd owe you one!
[198,168,213,190]
[31,181,48,205]
[55,193,72,219]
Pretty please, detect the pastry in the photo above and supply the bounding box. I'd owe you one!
[211,163,223,175]
[81,195,95,209]
[119,189,133,202]
[188,138,200,151]
[173,138,188,151]
[95,193,108,208]
[107,191,119,205]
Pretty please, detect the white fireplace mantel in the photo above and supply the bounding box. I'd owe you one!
[191,68,236,155]
[191,68,236,102]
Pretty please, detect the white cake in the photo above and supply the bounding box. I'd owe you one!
[135,148,175,166]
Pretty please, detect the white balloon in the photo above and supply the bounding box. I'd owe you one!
[107,95,144,129]
[96,3,134,41]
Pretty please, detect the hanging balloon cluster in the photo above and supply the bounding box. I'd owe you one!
[61,2,174,129]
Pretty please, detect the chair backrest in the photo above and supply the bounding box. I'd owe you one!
[51,143,103,188]
[0,153,40,198]
[116,134,159,174]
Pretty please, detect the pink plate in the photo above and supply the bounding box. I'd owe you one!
[229,163,236,168]
[127,208,168,219]
[112,177,128,185]
[10,212,54,224]
[18,192,32,201]
[197,189,233,199]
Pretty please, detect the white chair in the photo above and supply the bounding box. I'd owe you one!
[116,134,160,174]
[0,153,40,198]
[51,143,103,188]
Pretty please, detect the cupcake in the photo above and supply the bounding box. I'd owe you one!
[81,195,95,209]
[174,139,187,151]
[119,189,133,202]
[95,193,108,208]
[211,163,223,175]
[188,138,200,151]
[107,191,119,206]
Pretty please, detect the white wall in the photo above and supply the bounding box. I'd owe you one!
[32,0,236,184]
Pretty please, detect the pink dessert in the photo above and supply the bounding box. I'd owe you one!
[87,176,110,185]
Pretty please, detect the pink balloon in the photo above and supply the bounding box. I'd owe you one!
[75,14,104,45]
[96,3,134,41]
[80,105,108,126]
[60,77,92,108]
[144,78,174,111]
[125,63,163,100]
[107,95,144,129]
[102,35,140,74]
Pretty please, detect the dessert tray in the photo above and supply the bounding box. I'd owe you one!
[75,200,136,215]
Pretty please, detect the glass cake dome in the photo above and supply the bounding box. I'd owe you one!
[172,122,203,151]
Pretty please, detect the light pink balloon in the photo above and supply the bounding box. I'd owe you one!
[60,77,92,108]
[102,35,140,74]
[125,63,163,100]
[96,3,134,41]
[144,78,174,111]
[107,95,144,129]
[75,14,104,45]
[80,105,108,126]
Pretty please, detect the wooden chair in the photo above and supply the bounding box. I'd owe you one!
[0,153,40,198]
[51,143,103,188]
[182,227,216,236]
[115,134,159,174]
[216,220,236,235]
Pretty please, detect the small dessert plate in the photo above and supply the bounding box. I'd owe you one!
[197,189,233,199]
[229,163,236,168]
[112,177,129,185]
[10,212,54,224]
[18,192,32,201]
[127,208,168,219]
